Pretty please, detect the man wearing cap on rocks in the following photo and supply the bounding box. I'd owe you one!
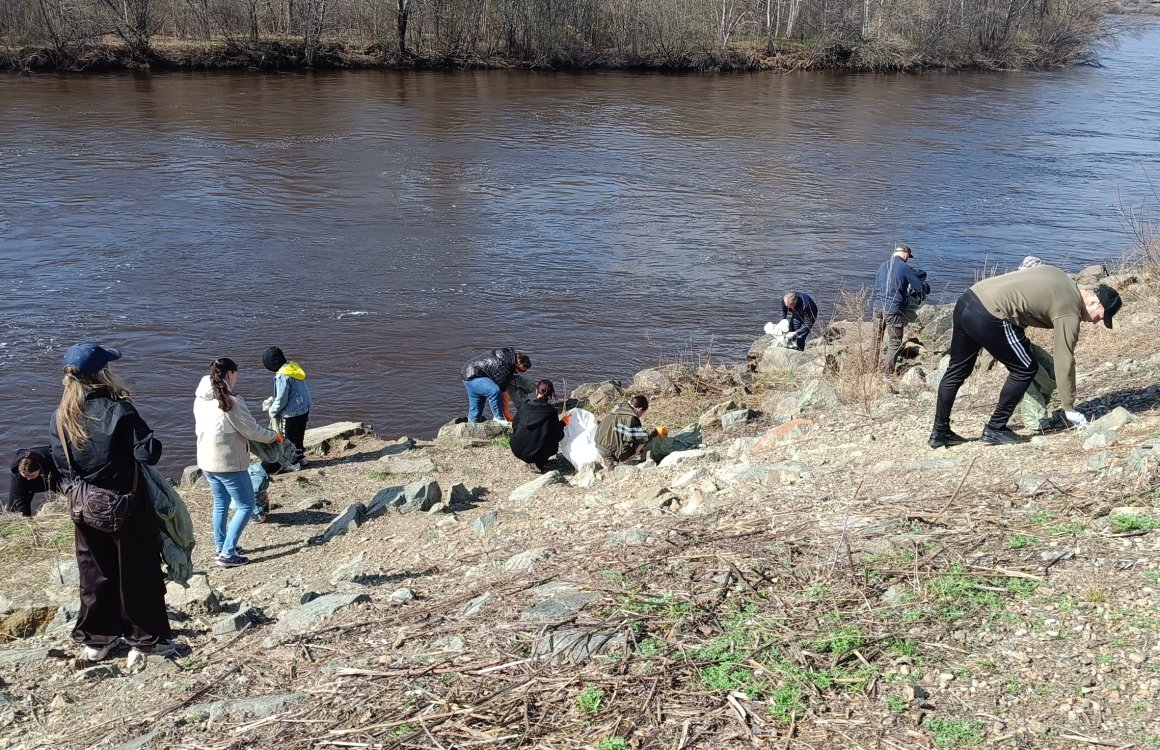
[872,244,930,376]
[928,264,1122,448]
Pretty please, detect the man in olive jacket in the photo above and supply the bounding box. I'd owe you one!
[595,395,657,469]
[929,264,1121,448]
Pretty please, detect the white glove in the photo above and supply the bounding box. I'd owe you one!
[1063,410,1088,431]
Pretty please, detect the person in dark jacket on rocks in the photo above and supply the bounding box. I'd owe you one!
[7,447,62,516]
[871,244,930,376]
[49,342,173,670]
[510,379,566,473]
[461,348,531,425]
[780,291,819,351]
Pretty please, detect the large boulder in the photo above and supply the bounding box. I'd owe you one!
[571,381,625,410]
[438,419,507,440]
[916,303,955,351]
[302,422,372,453]
[397,477,442,513]
[751,341,816,374]
[776,380,841,417]
[633,367,681,395]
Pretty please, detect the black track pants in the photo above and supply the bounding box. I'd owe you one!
[934,290,1039,432]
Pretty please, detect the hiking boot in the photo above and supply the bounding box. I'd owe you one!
[81,643,113,662]
[981,426,1024,445]
[215,553,250,568]
[928,428,968,449]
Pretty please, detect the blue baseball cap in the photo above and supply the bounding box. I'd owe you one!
[63,342,122,376]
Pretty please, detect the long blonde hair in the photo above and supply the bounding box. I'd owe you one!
[56,366,132,448]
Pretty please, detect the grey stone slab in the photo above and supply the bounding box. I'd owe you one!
[509,471,564,502]
[504,547,554,572]
[532,628,626,665]
[472,510,499,536]
[397,477,442,513]
[189,692,310,723]
[0,647,70,666]
[308,502,367,544]
[263,593,369,648]
[303,422,371,452]
[519,592,600,622]
[460,591,494,618]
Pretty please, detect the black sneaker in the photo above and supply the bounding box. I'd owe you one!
[981,426,1024,445]
[928,429,968,449]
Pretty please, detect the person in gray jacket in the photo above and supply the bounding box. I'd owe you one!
[871,244,930,375]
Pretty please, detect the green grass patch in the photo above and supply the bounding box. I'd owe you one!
[598,739,629,750]
[576,684,604,714]
[1112,514,1158,533]
[492,436,512,450]
[1005,534,1034,549]
[886,695,908,713]
[927,717,983,747]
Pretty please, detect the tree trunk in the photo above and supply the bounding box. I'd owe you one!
[396,0,409,55]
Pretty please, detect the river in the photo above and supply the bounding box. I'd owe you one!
[1,18,1159,484]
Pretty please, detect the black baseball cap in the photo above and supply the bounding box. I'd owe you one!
[1094,284,1122,329]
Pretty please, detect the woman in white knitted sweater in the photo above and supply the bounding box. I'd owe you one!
[193,358,281,568]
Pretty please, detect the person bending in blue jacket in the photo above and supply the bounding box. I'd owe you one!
[780,291,818,351]
[871,244,930,376]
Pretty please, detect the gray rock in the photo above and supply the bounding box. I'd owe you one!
[1014,474,1049,495]
[365,486,403,517]
[450,483,473,505]
[1083,430,1117,450]
[900,366,928,388]
[571,380,626,410]
[917,304,956,348]
[438,420,506,440]
[166,574,223,615]
[426,502,450,514]
[1040,548,1075,564]
[510,471,564,502]
[303,422,371,453]
[720,409,758,430]
[48,599,81,633]
[192,692,309,723]
[633,368,679,395]
[180,465,204,487]
[504,547,554,573]
[519,592,600,622]
[882,584,910,606]
[1030,435,1049,448]
[212,607,261,635]
[461,591,494,618]
[75,664,121,681]
[379,437,416,457]
[532,628,626,665]
[672,468,710,488]
[0,647,70,666]
[375,456,436,474]
[397,477,442,513]
[777,380,841,417]
[114,730,161,750]
[329,552,368,584]
[48,561,79,588]
[610,526,656,545]
[433,635,467,652]
[472,510,499,536]
[769,461,811,482]
[389,588,415,602]
[754,342,816,374]
[715,465,775,485]
[570,463,600,488]
[308,502,367,544]
[611,463,639,481]
[263,593,370,648]
[1127,440,1160,475]
[1076,263,1108,282]
[1086,452,1112,473]
[658,449,712,468]
[1089,406,1138,433]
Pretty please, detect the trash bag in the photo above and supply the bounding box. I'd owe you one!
[763,320,796,349]
[645,423,702,464]
[560,408,600,468]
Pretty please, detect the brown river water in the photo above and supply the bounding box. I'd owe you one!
[2,19,1159,484]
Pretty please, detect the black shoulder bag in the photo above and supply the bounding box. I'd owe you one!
[55,421,137,534]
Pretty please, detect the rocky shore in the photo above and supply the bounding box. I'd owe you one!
[2,265,1159,750]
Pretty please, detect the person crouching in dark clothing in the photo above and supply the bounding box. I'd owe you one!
[510,379,566,473]
[780,291,819,351]
[7,447,62,516]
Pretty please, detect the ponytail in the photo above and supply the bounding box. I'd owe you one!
[209,358,238,412]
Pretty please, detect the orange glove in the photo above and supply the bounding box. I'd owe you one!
[502,391,514,421]
[273,434,284,444]
[656,426,668,437]
[561,414,571,426]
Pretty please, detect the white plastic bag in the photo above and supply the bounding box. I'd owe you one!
[763,319,796,348]
[560,408,600,468]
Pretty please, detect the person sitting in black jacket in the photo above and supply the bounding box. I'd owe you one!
[7,446,62,516]
[461,347,531,424]
[510,379,565,473]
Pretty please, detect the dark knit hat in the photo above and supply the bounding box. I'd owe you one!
[262,346,287,372]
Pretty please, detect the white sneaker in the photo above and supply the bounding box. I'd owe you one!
[493,418,512,427]
[81,643,113,661]
[128,641,178,670]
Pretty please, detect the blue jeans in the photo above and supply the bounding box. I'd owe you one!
[205,470,254,557]
[464,377,503,422]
